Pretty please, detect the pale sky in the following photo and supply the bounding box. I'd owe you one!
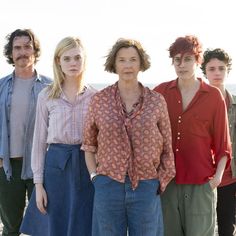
[0,0,235,85]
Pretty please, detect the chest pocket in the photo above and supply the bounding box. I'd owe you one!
[189,114,210,138]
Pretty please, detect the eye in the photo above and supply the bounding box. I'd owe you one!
[63,57,70,62]
[219,66,226,71]
[130,58,137,62]
[174,58,180,63]
[74,55,81,61]
[13,46,21,50]
[208,68,215,72]
[25,44,33,50]
[184,57,192,62]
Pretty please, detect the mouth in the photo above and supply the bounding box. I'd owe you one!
[178,71,187,75]
[69,69,78,72]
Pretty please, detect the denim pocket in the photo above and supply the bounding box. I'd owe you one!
[93,175,112,187]
[45,147,71,171]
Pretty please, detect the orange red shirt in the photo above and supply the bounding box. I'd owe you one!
[154,78,231,185]
[82,82,175,192]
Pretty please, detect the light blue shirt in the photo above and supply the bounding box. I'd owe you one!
[0,71,51,180]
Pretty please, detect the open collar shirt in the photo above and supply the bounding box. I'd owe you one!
[154,78,231,184]
[0,71,51,180]
[82,82,175,192]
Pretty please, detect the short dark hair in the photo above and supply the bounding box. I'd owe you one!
[169,35,203,64]
[3,28,41,65]
[104,38,151,73]
[201,48,232,75]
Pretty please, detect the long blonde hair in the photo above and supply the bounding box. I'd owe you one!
[48,37,86,99]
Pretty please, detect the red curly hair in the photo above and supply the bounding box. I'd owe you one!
[169,35,203,64]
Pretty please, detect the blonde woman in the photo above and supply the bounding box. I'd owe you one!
[21,37,96,236]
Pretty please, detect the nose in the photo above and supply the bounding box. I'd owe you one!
[179,57,188,67]
[124,60,132,67]
[70,59,78,65]
[215,69,222,74]
[18,47,28,56]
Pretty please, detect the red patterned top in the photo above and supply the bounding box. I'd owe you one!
[82,82,175,192]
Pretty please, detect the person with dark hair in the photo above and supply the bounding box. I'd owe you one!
[154,35,231,236]
[0,29,51,236]
[201,48,236,236]
[82,38,175,236]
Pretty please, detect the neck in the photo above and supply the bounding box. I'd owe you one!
[118,80,141,104]
[14,66,35,79]
[118,79,139,93]
[63,75,84,94]
[178,76,199,90]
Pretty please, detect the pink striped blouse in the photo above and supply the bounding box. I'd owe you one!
[32,85,96,183]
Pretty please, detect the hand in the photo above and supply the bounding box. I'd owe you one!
[209,176,221,190]
[35,183,48,214]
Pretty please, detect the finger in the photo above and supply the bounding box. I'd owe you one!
[209,180,215,189]
[37,201,47,214]
[43,194,48,208]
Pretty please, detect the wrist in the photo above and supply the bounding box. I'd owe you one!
[35,183,44,189]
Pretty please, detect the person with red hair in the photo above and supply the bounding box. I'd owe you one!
[154,35,231,236]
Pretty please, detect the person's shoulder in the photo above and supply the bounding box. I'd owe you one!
[203,81,222,96]
[84,84,98,95]
[37,74,52,84]
[231,93,236,104]
[201,82,226,105]
[145,86,162,97]
[153,80,175,92]
[227,88,236,100]
[93,84,113,98]
[38,86,50,99]
[0,73,12,85]
[145,86,167,104]
[88,84,114,108]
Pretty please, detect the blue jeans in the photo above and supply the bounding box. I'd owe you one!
[92,175,163,236]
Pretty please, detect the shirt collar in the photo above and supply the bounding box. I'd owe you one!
[9,69,40,82]
[169,77,210,93]
[60,85,88,101]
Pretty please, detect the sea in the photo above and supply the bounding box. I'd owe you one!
[90,83,236,94]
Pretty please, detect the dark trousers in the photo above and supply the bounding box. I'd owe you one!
[217,182,236,236]
[0,159,34,236]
